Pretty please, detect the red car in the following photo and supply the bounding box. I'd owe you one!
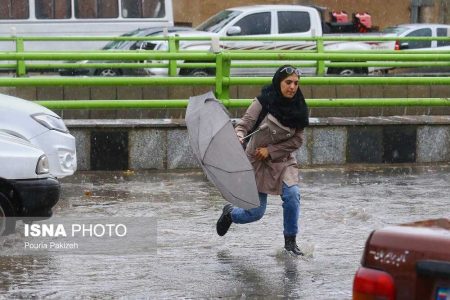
[353,218,450,300]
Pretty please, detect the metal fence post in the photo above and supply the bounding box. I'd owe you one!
[215,52,231,106]
[15,38,26,77]
[168,36,178,77]
[316,37,325,76]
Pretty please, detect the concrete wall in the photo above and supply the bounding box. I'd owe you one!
[66,116,450,171]
[2,86,448,170]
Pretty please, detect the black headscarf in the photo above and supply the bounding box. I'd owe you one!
[257,65,309,129]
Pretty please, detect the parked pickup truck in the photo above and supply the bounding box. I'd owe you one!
[0,131,60,235]
[147,5,385,77]
[352,218,450,300]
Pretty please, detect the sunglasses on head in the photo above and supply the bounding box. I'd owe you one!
[280,67,302,76]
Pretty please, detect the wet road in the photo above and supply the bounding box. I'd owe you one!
[1,164,449,299]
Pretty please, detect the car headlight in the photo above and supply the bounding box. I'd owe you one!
[32,113,69,133]
[36,154,50,174]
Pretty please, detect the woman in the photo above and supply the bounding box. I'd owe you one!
[216,65,309,256]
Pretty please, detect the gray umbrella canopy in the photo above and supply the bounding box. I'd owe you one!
[185,92,259,209]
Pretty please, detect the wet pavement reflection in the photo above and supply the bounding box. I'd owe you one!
[1,164,449,298]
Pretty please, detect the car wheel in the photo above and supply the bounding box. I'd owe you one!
[179,65,215,77]
[327,67,368,76]
[188,69,212,77]
[95,69,122,76]
[0,192,16,236]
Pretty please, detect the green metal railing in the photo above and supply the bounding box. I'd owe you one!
[35,98,450,109]
[1,35,450,109]
[2,34,450,76]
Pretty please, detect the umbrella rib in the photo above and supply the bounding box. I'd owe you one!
[204,163,254,173]
[201,120,251,172]
[201,120,231,160]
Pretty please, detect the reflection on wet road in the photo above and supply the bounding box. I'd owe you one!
[1,165,449,298]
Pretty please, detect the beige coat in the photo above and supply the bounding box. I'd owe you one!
[235,99,304,195]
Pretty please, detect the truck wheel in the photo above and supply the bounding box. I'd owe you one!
[0,192,16,236]
[95,68,122,76]
[327,67,368,76]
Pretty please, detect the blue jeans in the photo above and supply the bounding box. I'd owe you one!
[230,183,301,236]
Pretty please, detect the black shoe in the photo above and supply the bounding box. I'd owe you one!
[216,204,233,236]
[284,235,304,256]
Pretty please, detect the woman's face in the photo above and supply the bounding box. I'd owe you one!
[280,74,299,99]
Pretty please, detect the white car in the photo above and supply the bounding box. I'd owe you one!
[382,23,450,50]
[0,131,60,235]
[0,94,77,178]
[381,23,450,74]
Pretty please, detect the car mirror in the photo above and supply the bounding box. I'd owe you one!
[227,26,242,36]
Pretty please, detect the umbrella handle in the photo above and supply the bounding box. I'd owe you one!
[242,123,268,140]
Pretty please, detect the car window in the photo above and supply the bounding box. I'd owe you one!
[405,28,432,49]
[196,10,242,33]
[278,11,310,34]
[437,28,450,47]
[382,26,410,35]
[102,31,138,50]
[233,12,271,35]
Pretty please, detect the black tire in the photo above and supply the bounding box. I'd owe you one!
[188,68,213,77]
[0,192,16,236]
[327,67,368,76]
[94,68,122,77]
[179,63,215,76]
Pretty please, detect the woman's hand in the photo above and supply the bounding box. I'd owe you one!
[255,147,269,160]
[236,133,244,144]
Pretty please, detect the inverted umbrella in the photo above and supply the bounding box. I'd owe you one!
[185,92,259,209]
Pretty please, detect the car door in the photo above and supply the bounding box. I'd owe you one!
[437,27,450,48]
[223,11,272,76]
[434,27,450,73]
[402,27,450,74]
[276,10,315,75]
[402,28,432,49]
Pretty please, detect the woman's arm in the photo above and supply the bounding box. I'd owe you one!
[266,129,304,160]
[235,98,262,140]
